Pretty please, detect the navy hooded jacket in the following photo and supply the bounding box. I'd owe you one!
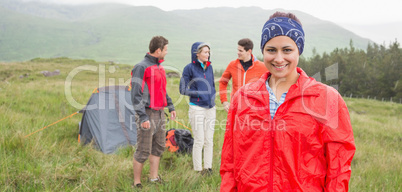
[180,42,216,108]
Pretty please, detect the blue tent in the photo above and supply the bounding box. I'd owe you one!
[79,86,137,154]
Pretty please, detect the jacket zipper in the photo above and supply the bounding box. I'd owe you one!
[242,58,255,86]
[198,65,207,102]
[199,69,205,102]
[243,71,247,85]
[270,120,274,191]
[203,65,206,79]
[269,93,283,192]
[156,65,167,107]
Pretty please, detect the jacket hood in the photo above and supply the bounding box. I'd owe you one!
[191,42,211,66]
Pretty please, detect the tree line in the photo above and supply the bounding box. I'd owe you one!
[298,40,401,101]
[213,40,401,102]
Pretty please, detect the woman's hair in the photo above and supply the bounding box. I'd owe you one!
[238,38,254,52]
[149,36,168,53]
[269,11,302,26]
[197,45,210,54]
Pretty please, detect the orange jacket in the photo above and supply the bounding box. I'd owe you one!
[219,55,267,103]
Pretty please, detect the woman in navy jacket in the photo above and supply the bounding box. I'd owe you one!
[180,42,216,175]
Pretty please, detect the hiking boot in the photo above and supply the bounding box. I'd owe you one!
[149,175,164,184]
[201,168,213,176]
[132,183,143,189]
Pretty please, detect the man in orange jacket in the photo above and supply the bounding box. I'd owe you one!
[219,38,267,111]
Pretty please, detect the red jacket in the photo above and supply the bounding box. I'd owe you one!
[219,55,267,103]
[220,68,355,192]
[131,53,174,123]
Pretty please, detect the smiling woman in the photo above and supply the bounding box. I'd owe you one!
[220,11,356,192]
[263,36,300,99]
[260,12,305,99]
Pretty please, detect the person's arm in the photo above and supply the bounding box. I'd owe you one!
[220,92,239,192]
[166,93,176,120]
[219,64,232,104]
[131,65,149,123]
[323,95,356,191]
[179,65,198,96]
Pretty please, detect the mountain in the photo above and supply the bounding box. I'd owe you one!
[0,0,373,70]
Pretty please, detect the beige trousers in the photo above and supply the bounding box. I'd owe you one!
[189,105,216,171]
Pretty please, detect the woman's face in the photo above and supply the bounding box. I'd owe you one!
[197,46,210,63]
[262,36,299,81]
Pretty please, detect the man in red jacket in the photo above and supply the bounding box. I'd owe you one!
[219,38,267,112]
[131,36,176,188]
[220,12,355,191]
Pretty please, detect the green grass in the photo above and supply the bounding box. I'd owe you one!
[1,58,401,191]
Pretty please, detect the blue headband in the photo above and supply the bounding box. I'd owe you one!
[260,17,305,55]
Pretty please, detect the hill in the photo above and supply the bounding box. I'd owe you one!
[0,58,401,191]
[0,0,373,70]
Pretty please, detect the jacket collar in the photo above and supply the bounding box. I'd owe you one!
[237,54,258,70]
[145,53,163,65]
[243,67,320,104]
[193,60,211,69]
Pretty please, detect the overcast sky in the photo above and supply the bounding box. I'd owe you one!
[29,0,401,45]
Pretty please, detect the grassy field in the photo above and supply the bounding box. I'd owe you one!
[0,58,401,191]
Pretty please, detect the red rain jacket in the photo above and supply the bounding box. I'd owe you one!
[220,68,355,192]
